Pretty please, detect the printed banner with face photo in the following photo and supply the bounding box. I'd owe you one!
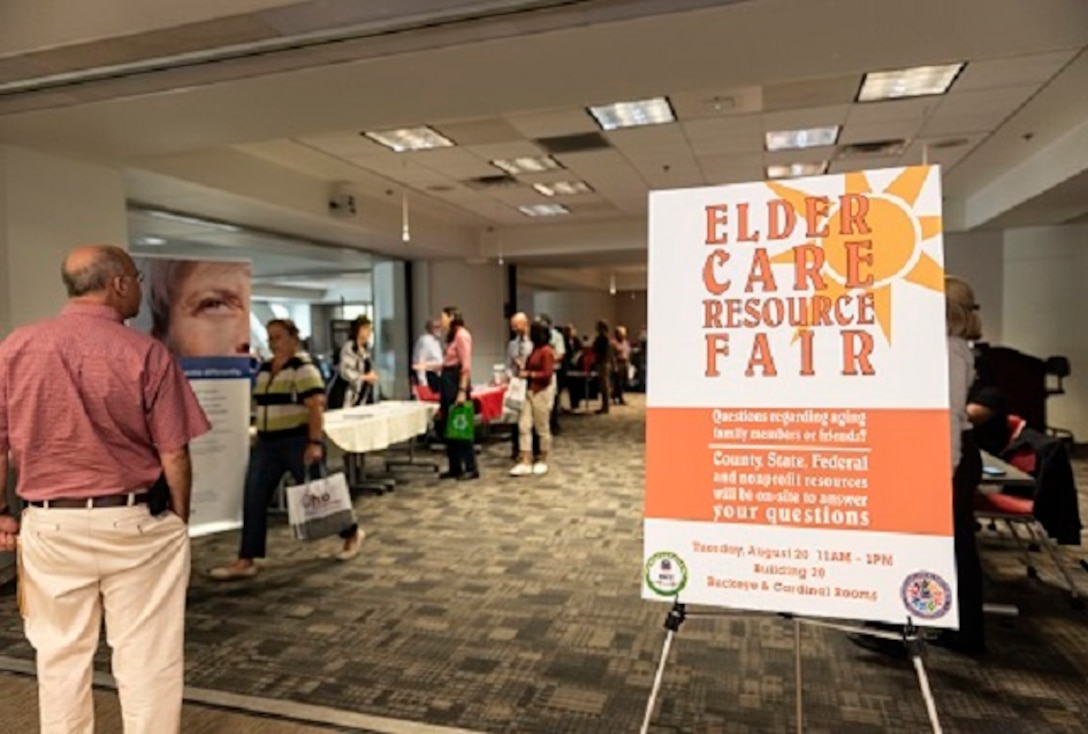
[643,166,959,629]
[132,256,253,536]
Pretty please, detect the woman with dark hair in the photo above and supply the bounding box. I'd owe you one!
[592,320,614,414]
[210,319,363,580]
[439,306,479,481]
[511,321,556,477]
[339,315,379,406]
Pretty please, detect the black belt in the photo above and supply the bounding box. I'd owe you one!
[29,492,150,509]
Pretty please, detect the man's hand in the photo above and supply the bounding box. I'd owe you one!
[0,515,19,552]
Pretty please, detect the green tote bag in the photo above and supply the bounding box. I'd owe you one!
[445,402,476,441]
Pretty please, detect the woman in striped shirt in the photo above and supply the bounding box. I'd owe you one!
[211,319,363,580]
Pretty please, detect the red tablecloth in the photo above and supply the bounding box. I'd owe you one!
[412,383,506,422]
[472,384,506,422]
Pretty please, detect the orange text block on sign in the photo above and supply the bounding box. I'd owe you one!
[645,407,952,536]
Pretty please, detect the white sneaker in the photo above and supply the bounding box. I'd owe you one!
[532,462,549,476]
[335,529,367,561]
[509,463,534,477]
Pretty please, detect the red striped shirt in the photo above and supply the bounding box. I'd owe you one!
[0,303,211,501]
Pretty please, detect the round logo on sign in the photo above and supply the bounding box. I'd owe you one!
[900,571,952,620]
[644,552,688,597]
[451,413,471,431]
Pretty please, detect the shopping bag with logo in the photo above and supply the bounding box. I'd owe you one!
[285,467,357,541]
[444,401,476,441]
[503,377,527,414]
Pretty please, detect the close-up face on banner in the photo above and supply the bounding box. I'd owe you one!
[131,256,253,358]
[643,165,958,628]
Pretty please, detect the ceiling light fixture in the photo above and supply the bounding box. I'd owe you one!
[765,126,840,152]
[364,126,454,152]
[588,97,676,130]
[491,156,562,175]
[609,274,617,296]
[136,236,166,246]
[857,63,964,102]
[401,191,410,243]
[519,203,570,217]
[532,181,594,197]
[766,162,829,179]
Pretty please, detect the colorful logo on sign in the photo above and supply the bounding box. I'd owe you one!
[900,571,952,619]
[644,552,688,597]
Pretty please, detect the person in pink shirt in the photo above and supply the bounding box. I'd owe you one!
[438,306,479,480]
[0,245,211,734]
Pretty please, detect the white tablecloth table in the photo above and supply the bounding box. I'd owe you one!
[324,401,438,454]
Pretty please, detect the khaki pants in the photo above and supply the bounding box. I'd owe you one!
[518,389,553,457]
[19,505,191,734]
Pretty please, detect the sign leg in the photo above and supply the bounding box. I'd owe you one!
[640,629,675,734]
[905,626,943,734]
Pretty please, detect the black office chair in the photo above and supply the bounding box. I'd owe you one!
[1044,356,1073,443]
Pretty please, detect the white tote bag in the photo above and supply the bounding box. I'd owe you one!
[286,469,357,541]
[503,377,528,415]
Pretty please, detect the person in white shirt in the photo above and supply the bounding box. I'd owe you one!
[507,313,535,460]
[412,319,444,393]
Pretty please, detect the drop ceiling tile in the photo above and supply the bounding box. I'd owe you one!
[839,120,924,145]
[901,136,983,169]
[762,105,850,132]
[828,156,902,175]
[465,141,549,162]
[554,148,631,173]
[698,153,764,180]
[606,124,689,152]
[298,133,385,157]
[504,107,598,138]
[683,114,762,140]
[934,85,1036,118]
[919,110,1008,137]
[953,50,1078,92]
[669,86,763,120]
[846,98,935,125]
[431,117,524,145]
[763,75,861,111]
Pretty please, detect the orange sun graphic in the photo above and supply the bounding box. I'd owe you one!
[768,166,945,343]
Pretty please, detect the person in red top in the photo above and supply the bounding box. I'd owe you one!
[0,245,211,734]
[510,322,556,477]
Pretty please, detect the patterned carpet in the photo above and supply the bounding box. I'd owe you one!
[1,395,1087,733]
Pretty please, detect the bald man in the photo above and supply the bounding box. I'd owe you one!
[0,245,211,734]
[506,312,540,460]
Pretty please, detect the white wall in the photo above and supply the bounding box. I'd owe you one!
[944,230,1004,344]
[413,260,507,383]
[0,145,127,335]
[531,290,616,340]
[615,290,648,337]
[1002,223,1088,438]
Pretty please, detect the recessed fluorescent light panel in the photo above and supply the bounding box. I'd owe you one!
[143,210,241,232]
[588,97,675,130]
[364,126,454,152]
[137,236,167,246]
[491,156,562,175]
[765,126,840,152]
[857,63,964,102]
[532,181,593,197]
[519,204,570,217]
[766,162,829,179]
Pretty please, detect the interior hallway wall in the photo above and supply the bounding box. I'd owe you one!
[944,230,1005,344]
[531,290,616,343]
[1002,223,1088,439]
[0,145,127,336]
[614,290,648,338]
[412,260,508,384]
